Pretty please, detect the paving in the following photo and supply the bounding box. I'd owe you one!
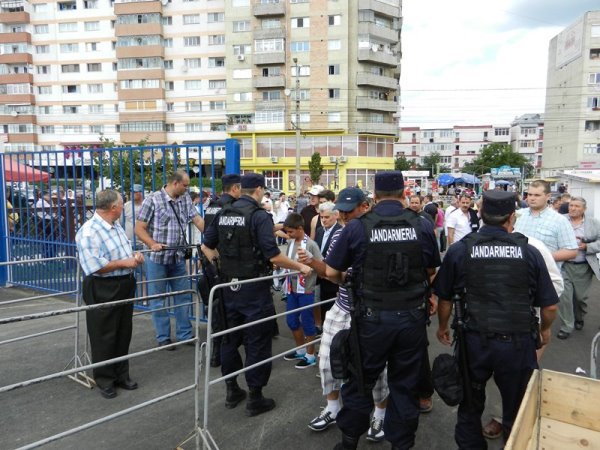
[0,281,598,450]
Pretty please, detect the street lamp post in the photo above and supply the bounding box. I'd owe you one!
[293,57,301,197]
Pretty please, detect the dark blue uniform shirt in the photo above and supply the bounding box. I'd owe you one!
[433,225,559,308]
[326,200,441,273]
[203,195,280,260]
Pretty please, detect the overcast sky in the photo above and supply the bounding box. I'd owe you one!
[400,0,598,128]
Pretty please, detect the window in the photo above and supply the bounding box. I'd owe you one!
[210,101,225,110]
[255,110,284,124]
[209,79,226,89]
[89,125,103,133]
[63,105,80,114]
[88,84,103,93]
[233,20,251,32]
[38,86,52,94]
[87,63,101,72]
[291,65,310,76]
[261,19,280,29]
[58,1,77,11]
[211,123,227,131]
[208,57,225,68]
[164,60,173,69]
[89,104,104,113]
[165,123,175,132]
[494,128,509,136]
[185,123,203,132]
[165,81,174,90]
[59,22,77,32]
[589,73,600,84]
[233,0,249,5]
[255,38,284,53]
[590,49,600,59]
[262,90,281,101]
[84,0,98,9]
[36,45,50,54]
[86,42,99,52]
[291,17,310,28]
[328,40,341,51]
[62,85,80,93]
[328,112,341,122]
[61,64,80,73]
[41,125,55,134]
[293,112,310,123]
[233,44,251,55]
[208,12,224,23]
[64,125,83,134]
[34,4,48,13]
[328,88,340,99]
[121,121,165,132]
[184,80,202,89]
[292,88,310,100]
[120,79,160,89]
[585,120,600,131]
[37,65,50,74]
[583,143,600,154]
[84,21,100,31]
[592,25,600,38]
[183,14,200,25]
[35,24,49,34]
[166,102,174,111]
[329,15,341,26]
[60,43,79,53]
[184,58,201,68]
[162,16,172,25]
[329,64,340,75]
[234,92,252,101]
[209,35,225,45]
[119,57,162,69]
[588,97,600,109]
[163,38,173,48]
[184,36,201,47]
[185,101,202,111]
[290,41,310,52]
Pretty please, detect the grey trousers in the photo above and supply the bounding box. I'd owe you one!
[559,262,593,333]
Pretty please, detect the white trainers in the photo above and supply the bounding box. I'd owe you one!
[366,416,385,442]
[308,409,337,431]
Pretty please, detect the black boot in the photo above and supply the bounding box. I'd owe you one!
[210,340,221,368]
[333,433,359,450]
[225,379,246,409]
[245,388,275,417]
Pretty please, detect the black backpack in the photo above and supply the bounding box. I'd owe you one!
[431,353,463,406]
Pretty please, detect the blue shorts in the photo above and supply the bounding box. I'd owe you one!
[286,292,316,337]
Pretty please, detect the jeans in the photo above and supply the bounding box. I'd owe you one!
[146,259,193,343]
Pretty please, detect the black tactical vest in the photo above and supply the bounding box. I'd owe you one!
[204,195,234,230]
[463,232,534,334]
[359,210,429,309]
[217,201,271,279]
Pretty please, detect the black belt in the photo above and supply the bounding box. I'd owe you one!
[565,261,587,265]
[90,273,134,280]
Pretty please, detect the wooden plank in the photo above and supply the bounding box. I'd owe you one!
[538,417,600,449]
[506,369,540,450]
[540,370,600,432]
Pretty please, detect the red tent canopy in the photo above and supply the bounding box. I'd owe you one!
[3,156,50,183]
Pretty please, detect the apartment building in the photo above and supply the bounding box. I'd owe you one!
[510,113,544,176]
[0,0,228,160]
[544,11,600,175]
[395,124,511,172]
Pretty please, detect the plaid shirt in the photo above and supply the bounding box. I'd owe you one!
[76,213,133,277]
[515,206,578,254]
[136,187,198,265]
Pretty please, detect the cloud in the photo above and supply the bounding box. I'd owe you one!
[499,0,599,30]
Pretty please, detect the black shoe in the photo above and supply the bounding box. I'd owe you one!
[158,339,176,351]
[116,379,138,390]
[246,389,275,417]
[575,320,584,330]
[98,385,117,399]
[225,380,247,409]
[557,330,570,340]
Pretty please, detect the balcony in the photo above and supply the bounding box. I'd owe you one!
[253,25,285,40]
[358,0,401,18]
[0,72,32,84]
[357,22,398,43]
[120,131,166,144]
[355,122,397,135]
[0,32,31,44]
[356,96,397,112]
[357,48,398,67]
[114,0,162,15]
[356,71,398,90]
[253,2,285,17]
[0,11,29,25]
[254,51,285,65]
[253,75,285,88]
[116,45,164,59]
[0,53,32,64]
[255,99,284,110]
[115,23,162,36]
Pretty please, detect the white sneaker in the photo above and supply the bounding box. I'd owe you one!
[366,416,384,442]
[308,409,336,431]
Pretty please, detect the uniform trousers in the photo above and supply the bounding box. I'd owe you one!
[82,274,136,389]
[336,307,427,449]
[455,332,537,450]
[221,279,273,389]
[558,262,593,333]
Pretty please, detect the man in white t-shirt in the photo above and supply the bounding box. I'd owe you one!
[274,192,290,224]
[446,195,473,245]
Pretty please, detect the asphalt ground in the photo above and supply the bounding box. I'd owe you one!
[0,280,598,450]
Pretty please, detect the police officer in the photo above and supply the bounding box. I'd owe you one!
[201,174,241,367]
[434,190,559,448]
[325,171,440,449]
[202,173,312,417]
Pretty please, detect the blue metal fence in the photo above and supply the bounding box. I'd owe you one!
[1,142,235,293]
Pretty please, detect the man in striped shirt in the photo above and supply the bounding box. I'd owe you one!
[76,189,145,399]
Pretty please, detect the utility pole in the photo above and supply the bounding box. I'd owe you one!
[293,57,301,196]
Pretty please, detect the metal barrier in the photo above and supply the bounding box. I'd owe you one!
[591,331,600,379]
[197,272,336,449]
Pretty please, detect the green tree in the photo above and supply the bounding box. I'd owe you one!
[419,152,451,175]
[308,152,324,185]
[462,143,533,177]
[394,155,417,171]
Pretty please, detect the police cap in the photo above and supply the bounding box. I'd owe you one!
[240,173,265,189]
[482,190,516,216]
[375,171,404,191]
[334,187,366,212]
[221,173,241,186]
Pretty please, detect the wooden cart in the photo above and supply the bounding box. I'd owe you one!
[506,369,600,449]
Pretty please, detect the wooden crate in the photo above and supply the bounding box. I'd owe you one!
[506,369,600,449]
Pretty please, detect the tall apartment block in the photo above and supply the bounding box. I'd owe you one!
[0,0,402,191]
[510,113,544,176]
[544,11,600,176]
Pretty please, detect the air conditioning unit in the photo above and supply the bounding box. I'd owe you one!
[237,124,247,131]
[270,156,279,163]
[329,156,337,163]
[339,156,348,163]
[237,54,245,61]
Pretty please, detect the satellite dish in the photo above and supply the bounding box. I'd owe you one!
[372,44,378,52]
[161,0,169,5]
[284,88,291,97]
[10,111,18,117]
